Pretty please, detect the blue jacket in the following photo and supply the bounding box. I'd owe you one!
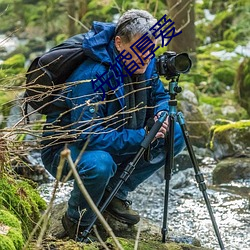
[44,21,170,156]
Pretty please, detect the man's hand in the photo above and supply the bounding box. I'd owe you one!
[154,111,169,139]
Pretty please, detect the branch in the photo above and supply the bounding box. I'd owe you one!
[68,14,90,32]
[176,6,191,33]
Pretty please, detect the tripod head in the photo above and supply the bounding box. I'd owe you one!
[168,76,182,100]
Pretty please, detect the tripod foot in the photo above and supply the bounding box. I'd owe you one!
[161,227,168,243]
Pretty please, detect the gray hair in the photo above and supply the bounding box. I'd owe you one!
[115,9,157,43]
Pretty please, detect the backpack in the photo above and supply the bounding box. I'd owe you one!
[24,34,87,115]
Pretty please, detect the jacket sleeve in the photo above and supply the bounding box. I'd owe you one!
[65,61,146,156]
[147,59,170,115]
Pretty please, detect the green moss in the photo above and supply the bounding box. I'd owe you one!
[213,120,250,133]
[7,228,24,249]
[0,209,24,249]
[0,175,47,239]
[0,209,21,229]
[199,95,224,107]
[209,120,250,151]
[213,67,235,86]
[0,235,16,250]
[0,54,26,86]
[217,40,237,51]
[1,54,25,69]
[106,237,207,250]
[199,90,248,122]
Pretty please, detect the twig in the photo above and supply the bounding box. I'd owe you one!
[176,6,192,33]
[61,148,124,250]
[93,225,110,250]
[134,220,142,250]
[68,14,90,31]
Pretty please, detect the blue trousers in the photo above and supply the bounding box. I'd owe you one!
[41,123,185,226]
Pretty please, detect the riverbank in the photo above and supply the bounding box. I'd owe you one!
[38,155,250,250]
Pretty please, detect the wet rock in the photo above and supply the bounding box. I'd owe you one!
[209,120,250,160]
[46,202,210,250]
[170,168,194,189]
[213,157,250,184]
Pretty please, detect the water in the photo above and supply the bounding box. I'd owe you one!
[38,157,250,250]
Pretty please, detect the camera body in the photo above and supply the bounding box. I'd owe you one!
[156,51,192,79]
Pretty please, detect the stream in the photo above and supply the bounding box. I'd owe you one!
[38,155,250,250]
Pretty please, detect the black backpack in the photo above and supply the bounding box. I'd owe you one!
[24,34,87,115]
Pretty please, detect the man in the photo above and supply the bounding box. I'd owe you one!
[41,9,185,241]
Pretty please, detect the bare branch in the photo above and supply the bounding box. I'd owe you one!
[68,14,90,32]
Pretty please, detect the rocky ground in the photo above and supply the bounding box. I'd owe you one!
[34,201,211,250]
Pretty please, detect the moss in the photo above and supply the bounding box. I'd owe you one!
[0,235,16,250]
[106,237,208,250]
[7,228,24,249]
[0,209,24,249]
[0,175,47,239]
[0,54,26,86]
[217,40,237,52]
[1,54,25,69]
[213,120,250,133]
[199,95,224,107]
[199,91,249,122]
[209,120,250,151]
[0,209,21,229]
[213,67,235,86]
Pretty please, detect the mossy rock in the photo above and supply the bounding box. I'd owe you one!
[199,92,249,122]
[28,237,211,250]
[0,209,24,250]
[0,174,47,239]
[106,237,210,250]
[213,157,250,184]
[209,120,250,160]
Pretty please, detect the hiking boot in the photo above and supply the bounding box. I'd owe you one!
[61,213,97,243]
[105,196,140,225]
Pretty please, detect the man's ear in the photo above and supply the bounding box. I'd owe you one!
[115,36,122,52]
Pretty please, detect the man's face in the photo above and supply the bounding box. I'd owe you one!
[115,35,157,75]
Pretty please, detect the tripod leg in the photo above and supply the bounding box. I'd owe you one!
[177,112,225,250]
[162,114,175,243]
[81,112,168,240]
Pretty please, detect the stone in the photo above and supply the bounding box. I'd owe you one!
[213,157,250,184]
[209,120,250,160]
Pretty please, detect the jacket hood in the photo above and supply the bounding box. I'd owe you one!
[82,21,116,65]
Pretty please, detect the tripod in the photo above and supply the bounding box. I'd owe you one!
[82,77,225,250]
[162,77,225,249]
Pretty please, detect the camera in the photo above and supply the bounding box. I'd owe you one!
[156,51,192,79]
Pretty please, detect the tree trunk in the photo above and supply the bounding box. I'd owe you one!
[67,0,76,36]
[78,0,88,20]
[167,0,196,62]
